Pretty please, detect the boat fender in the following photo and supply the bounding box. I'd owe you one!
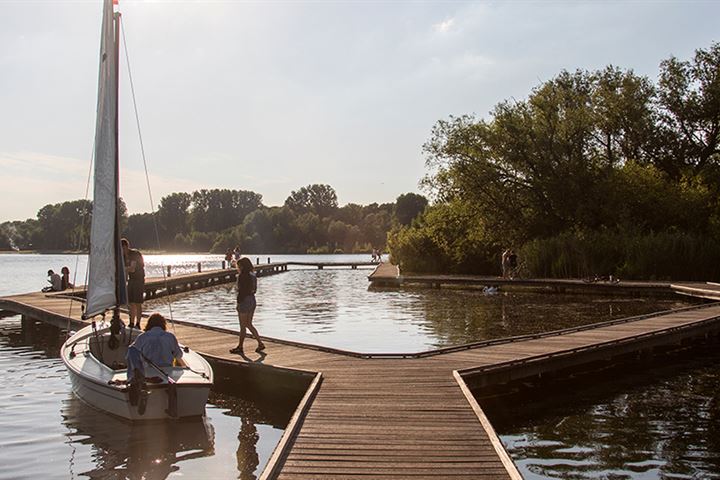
[166,383,178,418]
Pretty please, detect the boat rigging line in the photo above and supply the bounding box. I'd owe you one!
[120,16,177,336]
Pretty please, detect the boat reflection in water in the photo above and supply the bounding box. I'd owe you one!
[61,395,215,478]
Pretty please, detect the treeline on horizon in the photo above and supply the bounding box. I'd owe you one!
[0,184,428,255]
[388,42,720,281]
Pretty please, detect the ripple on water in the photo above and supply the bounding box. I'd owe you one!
[147,269,696,353]
[0,319,285,480]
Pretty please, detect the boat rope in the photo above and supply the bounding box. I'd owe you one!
[139,348,209,380]
[65,117,98,340]
[91,321,104,363]
[120,17,177,336]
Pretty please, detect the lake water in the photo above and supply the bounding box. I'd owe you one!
[0,317,285,480]
[1,253,718,479]
[481,342,720,479]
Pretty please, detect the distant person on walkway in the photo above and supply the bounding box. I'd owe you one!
[121,238,145,330]
[377,249,383,263]
[507,250,518,279]
[60,266,74,291]
[371,249,378,263]
[233,245,242,261]
[43,269,62,292]
[230,257,265,355]
[224,248,233,268]
[501,249,511,278]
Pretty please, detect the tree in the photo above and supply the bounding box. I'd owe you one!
[125,213,156,249]
[190,189,263,233]
[394,193,428,226]
[327,220,350,250]
[157,192,191,245]
[36,199,93,250]
[657,42,720,179]
[284,184,338,217]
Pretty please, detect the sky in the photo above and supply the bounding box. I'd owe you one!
[0,0,718,222]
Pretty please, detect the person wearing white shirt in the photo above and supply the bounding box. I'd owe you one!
[44,269,62,292]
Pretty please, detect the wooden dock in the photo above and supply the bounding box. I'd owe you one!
[368,262,720,300]
[3,264,720,479]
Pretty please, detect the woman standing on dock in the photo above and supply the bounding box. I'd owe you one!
[230,257,265,355]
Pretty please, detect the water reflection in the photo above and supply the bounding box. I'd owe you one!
[480,342,720,479]
[147,270,697,353]
[0,317,286,480]
[61,398,215,479]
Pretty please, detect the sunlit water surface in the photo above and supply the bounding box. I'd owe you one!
[486,345,720,479]
[0,317,284,480]
[1,253,719,479]
[147,268,694,353]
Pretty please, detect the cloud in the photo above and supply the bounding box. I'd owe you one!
[0,150,204,220]
[433,17,455,34]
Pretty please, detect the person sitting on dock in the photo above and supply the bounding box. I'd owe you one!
[42,269,63,292]
[60,266,74,291]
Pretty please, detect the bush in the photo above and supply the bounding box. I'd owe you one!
[520,230,720,280]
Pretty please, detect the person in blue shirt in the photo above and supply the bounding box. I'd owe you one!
[127,312,183,379]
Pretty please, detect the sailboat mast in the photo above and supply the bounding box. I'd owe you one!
[84,0,124,321]
[112,9,123,322]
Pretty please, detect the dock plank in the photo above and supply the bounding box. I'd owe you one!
[3,269,720,480]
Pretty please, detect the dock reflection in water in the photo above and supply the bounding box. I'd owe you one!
[480,341,720,479]
[147,269,698,353]
[0,317,286,480]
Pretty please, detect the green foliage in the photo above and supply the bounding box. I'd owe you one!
[394,192,428,226]
[521,230,720,281]
[284,184,338,217]
[0,220,38,251]
[157,192,191,243]
[125,213,156,249]
[190,189,263,233]
[389,202,496,274]
[35,199,93,251]
[392,42,720,280]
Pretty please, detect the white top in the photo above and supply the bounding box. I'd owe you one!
[49,273,62,291]
[131,327,183,369]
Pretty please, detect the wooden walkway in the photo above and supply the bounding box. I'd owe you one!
[3,266,720,479]
[369,262,720,300]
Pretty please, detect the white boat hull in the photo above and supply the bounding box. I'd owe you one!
[62,323,213,421]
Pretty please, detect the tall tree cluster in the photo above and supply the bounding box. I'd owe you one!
[389,42,720,280]
[1,185,427,255]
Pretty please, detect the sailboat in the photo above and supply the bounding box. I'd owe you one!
[60,0,213,421]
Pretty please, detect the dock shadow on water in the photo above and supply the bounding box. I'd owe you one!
[0,316,293,480]
[476,339,720,479]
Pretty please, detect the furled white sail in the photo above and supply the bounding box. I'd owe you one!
[85,0,121,319]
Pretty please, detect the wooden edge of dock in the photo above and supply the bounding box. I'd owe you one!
[453,370,523,480]
[456,313,720,388]
[260,372,323,480]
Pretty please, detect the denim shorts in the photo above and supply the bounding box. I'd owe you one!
[236,295,256,314]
